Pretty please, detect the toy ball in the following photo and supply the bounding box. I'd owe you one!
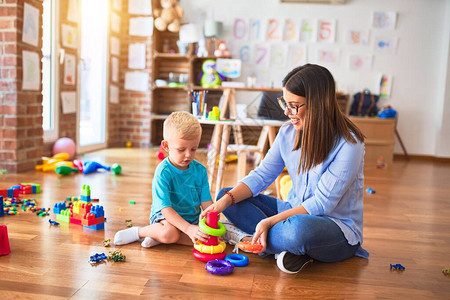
[53,137,76,160]
[111,163,122,175]
[125,141,132,148]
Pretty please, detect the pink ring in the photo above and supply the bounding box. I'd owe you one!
[192,249,226,262]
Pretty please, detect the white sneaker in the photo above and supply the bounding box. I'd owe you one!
[220,221,250,245]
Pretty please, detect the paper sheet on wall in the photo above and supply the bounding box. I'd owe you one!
[317,49,340,66]
[110,85,119,104]
[346,29,370,45]
[270,44,288,67]
[111,57,119,83]
[128,43,146,69]
[61,24,77,49]
[128,0,152,15]
[379,74,393,98]
[349,54,373,71]
[125,72,149,92]
[374,37,398,54]
[111,13,121,34]
[67,0,78,23]
[22,3,39,47]
[61,91,77,114]
[64,54,76,85]
[110,36,120,56]
[287,44,307,67]
[317,19,336,43]
[22,51,40,91]
[372,12,397,30]
[129,17,153,37]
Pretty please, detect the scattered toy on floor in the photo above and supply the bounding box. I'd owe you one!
[443,268,450,275]
[49,219,60,226]
[89,253,107,265]
[390,263,405,271]
[108,250,126,262]
[103,239,111,247]
[366,187,376,195]
[125,219,133,227]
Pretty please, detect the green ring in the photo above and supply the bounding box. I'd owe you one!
[199,218,226,236]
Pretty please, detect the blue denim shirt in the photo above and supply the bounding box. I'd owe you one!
[241,124,369,258]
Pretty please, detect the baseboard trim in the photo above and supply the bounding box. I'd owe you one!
[394,154,450,163]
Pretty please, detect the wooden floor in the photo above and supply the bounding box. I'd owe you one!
[1,148,449,299]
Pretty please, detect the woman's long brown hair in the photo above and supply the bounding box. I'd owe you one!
[282,64,365,173]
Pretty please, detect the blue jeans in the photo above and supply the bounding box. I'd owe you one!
[219,188,359,262]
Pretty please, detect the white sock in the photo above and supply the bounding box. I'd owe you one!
[141,237,160,248]
[114,226,140,245]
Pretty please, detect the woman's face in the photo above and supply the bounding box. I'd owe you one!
[282,88,307,130]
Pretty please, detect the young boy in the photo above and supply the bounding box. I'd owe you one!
[114,111,212,248]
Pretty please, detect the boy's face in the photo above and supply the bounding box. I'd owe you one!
[161,134,201,170]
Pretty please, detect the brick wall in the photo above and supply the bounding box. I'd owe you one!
[0,0,44,173]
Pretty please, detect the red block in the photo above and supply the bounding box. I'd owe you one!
[70,217,82,225]
[0,190,7,197]
[203,210,219,246]
[0,225,11,256]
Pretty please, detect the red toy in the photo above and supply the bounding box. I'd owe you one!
[0,225,11,256]
[193,210,227,262]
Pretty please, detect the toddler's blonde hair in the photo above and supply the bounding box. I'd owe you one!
[163,111,202,140]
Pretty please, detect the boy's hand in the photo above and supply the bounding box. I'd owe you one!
[186,224,209,244]
[200,198,230,219]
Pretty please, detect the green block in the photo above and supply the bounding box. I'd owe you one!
[81,184,91,197]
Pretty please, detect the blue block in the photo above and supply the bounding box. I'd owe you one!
[0,196,4,217]
[80,195,91,202]
[84,223,104,230]
[31,185,37,194]
[90,205,104,217]
[11,185,21,190]
[7,188,13,198]
[53,202,66,214]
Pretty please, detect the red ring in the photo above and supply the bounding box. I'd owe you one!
[192,249,226,262]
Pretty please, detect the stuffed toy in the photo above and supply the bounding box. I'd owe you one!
[154,0,184,32]
[200,60,222,88]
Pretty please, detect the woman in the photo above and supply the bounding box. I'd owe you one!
[201,64,369,274]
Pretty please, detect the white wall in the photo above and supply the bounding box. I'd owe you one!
[180,0,450,157]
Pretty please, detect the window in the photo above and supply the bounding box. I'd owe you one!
[42,0,58,141]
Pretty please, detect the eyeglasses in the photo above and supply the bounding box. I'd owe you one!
[277,96,306,115]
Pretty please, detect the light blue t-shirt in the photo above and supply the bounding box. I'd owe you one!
[241,124,369,258]
[150,158,212,224]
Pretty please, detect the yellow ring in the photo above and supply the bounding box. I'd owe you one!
[194,240,226,254]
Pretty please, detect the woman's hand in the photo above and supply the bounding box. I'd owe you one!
[200,197,230,219]
[185,224,209,244]
[252,218,272,252]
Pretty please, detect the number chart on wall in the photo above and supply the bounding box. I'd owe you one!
[226,17,336,88]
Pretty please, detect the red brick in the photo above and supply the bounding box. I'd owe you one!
[0,81,10,91]
[2,128,17,138]
[3,140,18,150]
[1,105,17,114]
[4,44,16,54]
[17,161,37,172]
[0,19,15,29]
[0,7,18,17]
[4,116,17,126]
[2,55,17,67]
[2,32,17,42]
[26,105,41,114]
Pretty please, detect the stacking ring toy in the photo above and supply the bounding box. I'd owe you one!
[192,248,226,262]
[199,218,226,236]
[194,240,226,254]
[205,259,234,275]
[225,253,249,267]
[237,241,264,253]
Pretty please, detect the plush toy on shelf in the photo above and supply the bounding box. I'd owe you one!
[154,0,184,32]
[200,59,222,88]
[214,41,231,57]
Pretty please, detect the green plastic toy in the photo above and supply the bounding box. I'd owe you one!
[111,163,122,175]
[55,165,79,176]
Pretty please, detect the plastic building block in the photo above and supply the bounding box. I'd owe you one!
[89,253,107,264]
[108,250,125,262]
[103,239,111,247]
[0,225,11,256]
[49,219,60,226]
[0,190,6,197]
[0,196,4,217]
[129,200,136,205]
[366,187,376,194]
[90,205,104,217]
[390,263,405,270]
[84,223,105,230]
[53,202,66,214]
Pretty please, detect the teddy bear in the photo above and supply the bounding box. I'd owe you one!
[154,0,184,33]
